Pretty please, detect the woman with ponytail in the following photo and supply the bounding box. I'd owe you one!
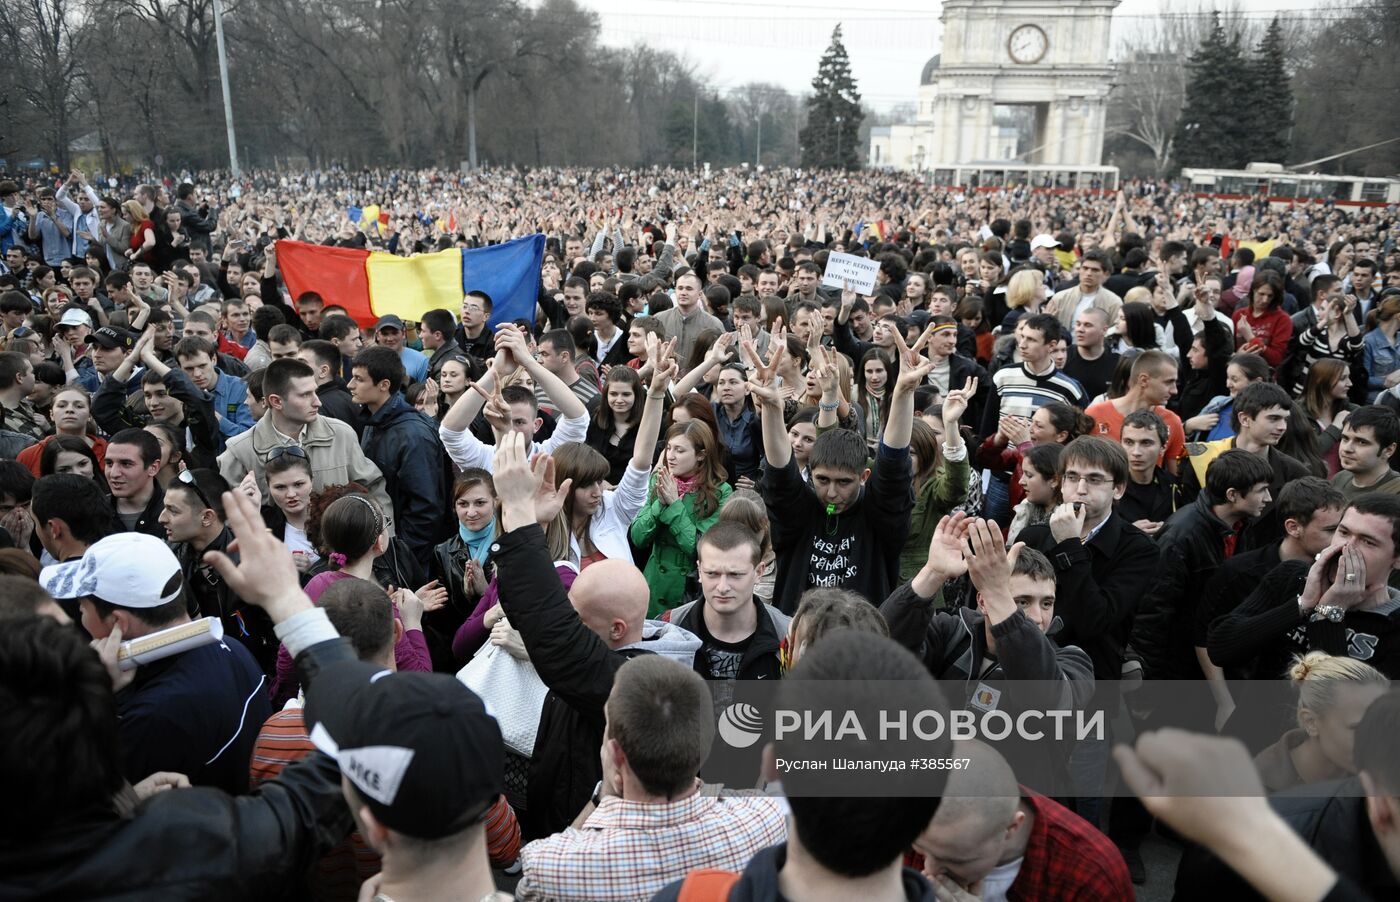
[269,491,446,706]
[1254,652,1390,793]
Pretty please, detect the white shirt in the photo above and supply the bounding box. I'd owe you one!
[283,523,320,564]
[1074,291,1100,319]
[597,326,624,360]
[979,857,1024,902]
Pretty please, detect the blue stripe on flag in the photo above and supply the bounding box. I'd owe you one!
[461,234,545,329]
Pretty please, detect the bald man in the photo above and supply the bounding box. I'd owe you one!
[914,740,1131,900]
[490,445,702,839]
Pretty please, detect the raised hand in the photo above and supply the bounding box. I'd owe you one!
[923,513,971,583]
[741,338,786,406]
[203,489,310,624]
[493,430,548,532]
[531,453,573,526]
[965,518,1022,597]
[649,338,678,395]
[943,377,977,423]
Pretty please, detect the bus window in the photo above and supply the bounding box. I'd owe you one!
[1361,182,1390,202]
[1269,178,1297,198]
[933,169,956,187]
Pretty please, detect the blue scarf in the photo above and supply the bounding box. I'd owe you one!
[459,517,495,565]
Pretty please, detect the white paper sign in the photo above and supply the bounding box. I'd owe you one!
[821,252,880,294]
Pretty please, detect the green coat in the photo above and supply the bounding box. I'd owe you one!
[630,477,732,617]
[898,453,973,584]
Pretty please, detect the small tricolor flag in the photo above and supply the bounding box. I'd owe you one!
[276,235,545,330]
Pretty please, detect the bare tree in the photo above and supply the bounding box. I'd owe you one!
[0,0,84,167]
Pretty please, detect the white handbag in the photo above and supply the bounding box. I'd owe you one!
[457,643,549,758]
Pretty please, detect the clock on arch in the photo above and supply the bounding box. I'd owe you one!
[1008,24,1048,64]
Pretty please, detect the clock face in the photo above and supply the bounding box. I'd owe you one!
[1008,24,1048,64]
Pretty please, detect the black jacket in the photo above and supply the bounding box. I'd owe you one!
[175,199,217,253]
[93,368,221,470]
[426,338,465,380]
[881,581,1095,794]
[1017,515,1159,710]
[1208,559,1400,680]
[174,527,278,675]
[493,525,699,838]
[360,393,452,564]
[315,379,363,436]
[1178,444,1310,552]
[456,324,495,362]
[427,532,488,672]
[106,480,167,539]
[1129,494,1237,680]
[0,637,357,900]
[667,596,789,682]
[1195,542,1282,678]
[1174,778,1399,902]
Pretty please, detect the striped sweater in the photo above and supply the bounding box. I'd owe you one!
[979,362,1088,438]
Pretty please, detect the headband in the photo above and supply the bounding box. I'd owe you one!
[929,323,957,334]
[345,493,384,534]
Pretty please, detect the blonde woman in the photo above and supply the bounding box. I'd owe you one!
[996,268,1047,334]
[1253,651,1390,793]
[122,199,156,265]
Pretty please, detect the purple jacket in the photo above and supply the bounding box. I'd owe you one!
[270,571,432,706]
[451,562,580,664]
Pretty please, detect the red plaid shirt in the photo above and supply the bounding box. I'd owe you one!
[1008,791,1132,901]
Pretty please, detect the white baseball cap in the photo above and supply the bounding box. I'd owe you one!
[1031,234,1059,251]
[57,308,94,329]
[40,533,183,609]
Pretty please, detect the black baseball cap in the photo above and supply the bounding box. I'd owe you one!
[305,659,505,840]
[373,314,405,333]
[90,326,136,350]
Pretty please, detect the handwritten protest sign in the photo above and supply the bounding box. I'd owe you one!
[821,252,880,294]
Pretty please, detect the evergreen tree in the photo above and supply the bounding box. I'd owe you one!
[1246,16,1293,163]
[1172,13,1253,170]
[800,25,863,169]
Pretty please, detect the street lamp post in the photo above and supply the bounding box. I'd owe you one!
[211,0,241,178]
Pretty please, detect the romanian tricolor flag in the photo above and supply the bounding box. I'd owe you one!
[276,234,545,329]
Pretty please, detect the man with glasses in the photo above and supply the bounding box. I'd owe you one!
[1014,436,1159,828]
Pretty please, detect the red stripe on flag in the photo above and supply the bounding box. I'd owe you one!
[276,240,375,327]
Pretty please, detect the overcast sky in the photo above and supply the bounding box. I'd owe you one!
[582,0,1326,112]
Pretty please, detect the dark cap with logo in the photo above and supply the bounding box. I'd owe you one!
[305,659,505,840]
[90,326,136,351]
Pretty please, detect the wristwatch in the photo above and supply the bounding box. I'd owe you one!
[1310,604,1345,623]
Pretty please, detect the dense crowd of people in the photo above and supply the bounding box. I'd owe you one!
[1,164,1399,902]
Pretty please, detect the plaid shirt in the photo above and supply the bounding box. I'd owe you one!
[516,783,787,902]
[1008,792,1132,901]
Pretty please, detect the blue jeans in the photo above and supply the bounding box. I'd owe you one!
[983,474,1011,529]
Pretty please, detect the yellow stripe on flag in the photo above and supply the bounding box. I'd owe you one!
[365,248,464,323]
[1237,239,1276,261]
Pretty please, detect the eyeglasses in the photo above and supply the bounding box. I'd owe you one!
[177,468,214,510]
[1061,471,1113,487]
[267,444,308,462]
